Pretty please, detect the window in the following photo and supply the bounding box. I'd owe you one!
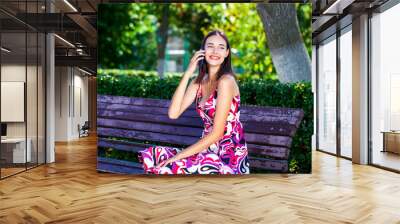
[317,35,337,154]
[339,27,352,158]
[370,3,400,171]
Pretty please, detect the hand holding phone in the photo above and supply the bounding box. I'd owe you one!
[186,49,205,76]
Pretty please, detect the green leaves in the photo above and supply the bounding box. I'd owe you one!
[98,3,312,80]
[98,4,158,70]
[296,3,312,57]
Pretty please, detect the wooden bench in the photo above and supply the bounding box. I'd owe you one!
[97,94,304,174]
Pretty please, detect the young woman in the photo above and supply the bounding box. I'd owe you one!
[138,30,250,174]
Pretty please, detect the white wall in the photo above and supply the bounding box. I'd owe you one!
[72,72,89,138]
[55,66,69,141]
[54,67,89,141]
[1,65,26,81]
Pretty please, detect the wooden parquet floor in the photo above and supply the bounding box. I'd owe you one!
[1,135,399,224]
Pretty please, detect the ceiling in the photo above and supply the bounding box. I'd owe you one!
[312,0,390,44]
[0,0,103,73]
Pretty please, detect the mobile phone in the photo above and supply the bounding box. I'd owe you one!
[199,58,204,69]
[198,46,205,68]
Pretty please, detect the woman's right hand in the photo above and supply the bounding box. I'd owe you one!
[185,50,205,75]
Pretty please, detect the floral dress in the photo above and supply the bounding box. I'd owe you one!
[138,83,250,174]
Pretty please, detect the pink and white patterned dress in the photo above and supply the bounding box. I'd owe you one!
[138,83,250,174]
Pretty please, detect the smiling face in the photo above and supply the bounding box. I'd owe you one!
[204,34,230,67]
[195,30,235,84]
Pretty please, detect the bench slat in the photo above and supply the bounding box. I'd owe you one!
[98,127,199,146]
[98,126,292,148]
[98,102,198,117]
[98,118,297,140]
[241,106,303,118]
[97,108,299,129]
[98,95,173,108]
[243,122,297,136]
[98,111,296,136]
[98,102,302,125]
[98,118,203,137]
[98,95,304,118]
[97,157,144,174]
[98,110,299,136]
[244,133,292,147]
[98,138,155,152]
[98,110,203,127]
[247,144,289,159]
[97,156,287,173]
[98,138,289,160]
[249,157,288,172]
[241,115,301,128]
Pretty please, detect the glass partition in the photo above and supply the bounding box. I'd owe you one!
[0,1,46,179]
[317,35,337,155]
[371,4,400,171]
[1,30,28,177]
[27,30,38,169]
[339,26,352,158]
[38,31,46,165]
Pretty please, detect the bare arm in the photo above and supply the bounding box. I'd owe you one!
[168,75,198,119]
[158,75,235,167]
[168,50,205,119]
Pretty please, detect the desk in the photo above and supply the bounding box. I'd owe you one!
[1,138,31,163]
[381,131,400,154]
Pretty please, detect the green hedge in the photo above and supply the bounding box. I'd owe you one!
[97,69,313,173]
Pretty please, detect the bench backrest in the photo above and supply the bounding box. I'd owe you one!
[97,94,304,174]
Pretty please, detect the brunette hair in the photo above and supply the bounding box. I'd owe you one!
[194,30,235,84]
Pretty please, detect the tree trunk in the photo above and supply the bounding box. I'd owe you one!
[256,3,311,83]
[157,4,170,79]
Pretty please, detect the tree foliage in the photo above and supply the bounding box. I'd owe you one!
[296,3,312,57]
[198,4,276,79]
[98,3,312,80]
[98,4,158,69]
